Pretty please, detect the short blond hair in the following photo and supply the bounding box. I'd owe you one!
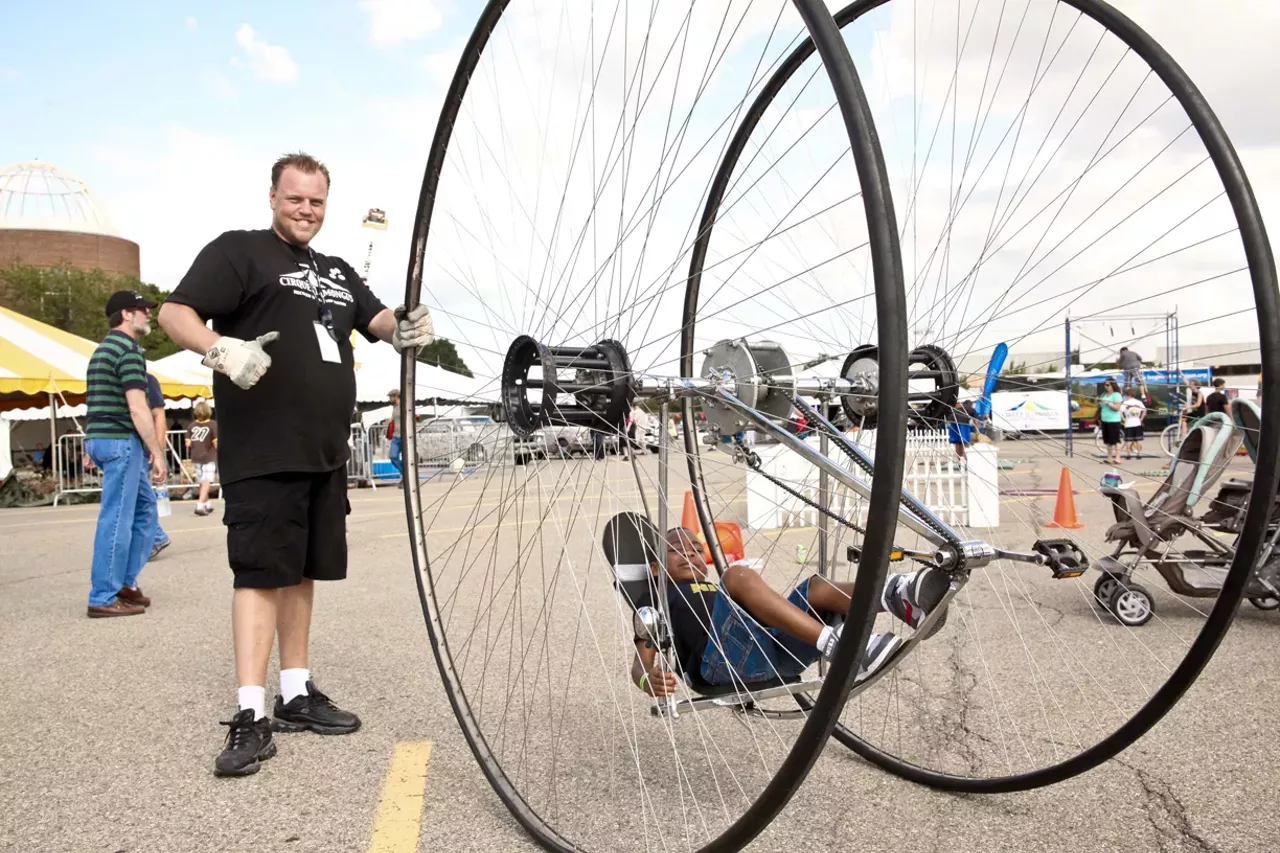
[272,152,330,189]
[194,401,213,421]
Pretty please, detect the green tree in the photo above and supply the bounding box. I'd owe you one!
[415,337,473,377]
[0,262,179,359]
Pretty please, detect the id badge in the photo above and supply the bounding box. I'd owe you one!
[314,322,342,363]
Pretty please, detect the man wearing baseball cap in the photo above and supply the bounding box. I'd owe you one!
[84,290,168,617]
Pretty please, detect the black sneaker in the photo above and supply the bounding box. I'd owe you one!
[214,709,276,777]
[882,567,951,639]
[272,681,361,735]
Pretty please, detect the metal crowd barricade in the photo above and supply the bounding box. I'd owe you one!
[346,423,378,488]
[54,433,99,505]
[54,429,220,506]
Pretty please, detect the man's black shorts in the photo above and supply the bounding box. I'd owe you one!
[222,467,350,589]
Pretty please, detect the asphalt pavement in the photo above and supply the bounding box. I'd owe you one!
[1,439,1276,853]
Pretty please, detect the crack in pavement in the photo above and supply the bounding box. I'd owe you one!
[1114,757,1225,853]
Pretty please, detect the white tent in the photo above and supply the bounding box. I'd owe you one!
[151,339,496,406]
[351,338,498,405]
[151,349,214,387]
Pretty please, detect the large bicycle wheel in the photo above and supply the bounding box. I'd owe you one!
[399,3,904,851]
[681,0,1279,793]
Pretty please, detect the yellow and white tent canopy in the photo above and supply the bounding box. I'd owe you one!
[0,305,212,406]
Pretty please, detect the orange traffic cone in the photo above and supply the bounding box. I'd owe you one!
[682,491,714,562]
[1045,467,1084,529]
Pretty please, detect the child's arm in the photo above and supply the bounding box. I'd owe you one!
[632,639,678,697]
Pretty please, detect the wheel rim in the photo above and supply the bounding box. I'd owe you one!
[683,0,1280,792]
[1113,589,1152,623]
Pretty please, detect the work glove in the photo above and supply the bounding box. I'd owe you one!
[202,332,280,390]
[392,304,435,351]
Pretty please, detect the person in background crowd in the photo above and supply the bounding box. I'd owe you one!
[1205,377,1230,416]
[158,151,435,777]
[1120,386,1147,459]
[84,291,167,618]
[1116,346,1145,395]
[387,388,404,486]
[145,373,172,560]
[186,399,218,516]
[1098,379,1125,465]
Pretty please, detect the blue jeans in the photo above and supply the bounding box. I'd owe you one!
[700,579,832,685]
[85,436,157,606]
[388,435,403,475]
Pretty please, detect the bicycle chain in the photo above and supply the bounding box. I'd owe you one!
[738,441,868,536]
[784,396,965,551]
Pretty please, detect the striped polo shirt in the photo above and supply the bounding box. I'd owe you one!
[86,330,148,439]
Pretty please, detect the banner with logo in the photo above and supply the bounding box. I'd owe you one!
[990,391,1071,434]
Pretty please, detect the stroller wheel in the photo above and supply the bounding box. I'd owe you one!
[1248,596,1280,611]
[1093,575,1121,609]
[1109,584,1155,627]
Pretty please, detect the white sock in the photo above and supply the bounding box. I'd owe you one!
[238,685,266,720]
[280,668,310,704]
[816,624,840,657]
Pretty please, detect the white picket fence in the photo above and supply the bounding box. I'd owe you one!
[746,430,999,530]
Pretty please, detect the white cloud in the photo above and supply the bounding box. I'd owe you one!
[359,0,445,49]
[419,39,464,82]
[202,69,238,101]
[185,16,198,31]
[230,24,298,84]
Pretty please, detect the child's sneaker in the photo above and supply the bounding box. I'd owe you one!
[882,568,951,638]
[821,624,902,680]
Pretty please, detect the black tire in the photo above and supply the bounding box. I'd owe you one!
[1094,574,1121,609]
[690,0,1280,796]
[401,3,900,852]
[678,0,909,843]
[1248,596,1280,611]
[1109,583,1156,627]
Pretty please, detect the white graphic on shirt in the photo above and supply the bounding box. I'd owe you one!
[278,264,354,306]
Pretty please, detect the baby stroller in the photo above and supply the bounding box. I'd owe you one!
[1092,399,1280,626]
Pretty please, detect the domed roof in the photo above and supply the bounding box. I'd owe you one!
[0,161,120,238]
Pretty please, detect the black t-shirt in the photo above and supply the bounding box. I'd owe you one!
[1205,390,1228,415]
[166,229,386,484]
[665,581,719,676]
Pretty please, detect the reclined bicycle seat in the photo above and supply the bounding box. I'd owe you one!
[1102,412,1242,551]
[600,511,802,699]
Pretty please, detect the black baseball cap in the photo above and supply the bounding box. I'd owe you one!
[105,290,158,316]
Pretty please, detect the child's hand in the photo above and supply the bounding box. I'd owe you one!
[640,663,679,698]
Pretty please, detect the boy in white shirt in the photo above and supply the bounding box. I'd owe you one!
[1121,386,1147,459]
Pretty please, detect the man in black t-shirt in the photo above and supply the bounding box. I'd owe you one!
[1205,377,1230,416]
[157,152,435,777]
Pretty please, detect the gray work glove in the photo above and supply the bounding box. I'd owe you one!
[203,332,280,390]
[392,304,435,351]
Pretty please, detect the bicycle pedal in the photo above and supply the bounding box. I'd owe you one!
[847,544,907,564]
[1033,539,1089,579]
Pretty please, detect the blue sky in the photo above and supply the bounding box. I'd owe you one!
[0,0,473,307]
[1,0,1275,354]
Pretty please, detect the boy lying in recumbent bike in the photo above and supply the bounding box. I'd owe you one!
[633,527,951,698]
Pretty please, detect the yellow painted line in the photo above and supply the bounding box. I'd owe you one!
[368,741,434,853]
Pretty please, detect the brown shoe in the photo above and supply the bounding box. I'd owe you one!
[87,599,146,618]
[116,586,151,607]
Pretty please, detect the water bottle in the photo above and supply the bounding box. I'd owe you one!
[155,485,172,518]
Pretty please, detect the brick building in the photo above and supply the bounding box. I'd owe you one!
[0,161,140,278]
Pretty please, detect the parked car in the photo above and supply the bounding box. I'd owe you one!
[416,416,507,465]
